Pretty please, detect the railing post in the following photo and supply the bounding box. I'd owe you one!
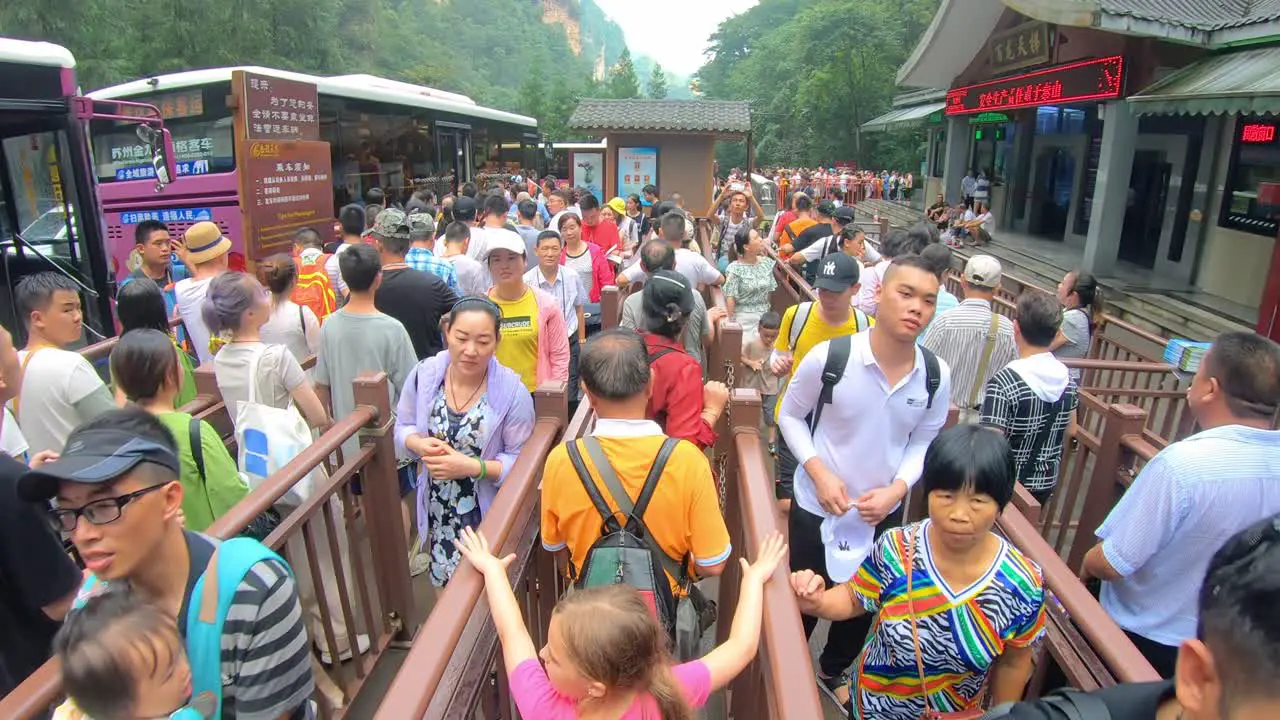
[1068,402,1148,572]
[533,380,569,427]
[352,371,415,639]
[878,216,889,241]
[193,363,219,397]
[717,389,760,646]
[599,285,620,330]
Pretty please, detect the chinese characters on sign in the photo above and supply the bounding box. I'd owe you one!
[119,90,205,120]
[120,208,213,225]
[946,56,1125,116]
[239,71,320,142]
[1241,123,1277,144]
[989,21,1051,74]
[238,140,334,258]
[617,147,658,199]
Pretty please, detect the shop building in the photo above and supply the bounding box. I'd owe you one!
[865,0,1280,337]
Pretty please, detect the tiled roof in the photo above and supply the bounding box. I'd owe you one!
[568,99,751,134]
[1101,0,1280,30]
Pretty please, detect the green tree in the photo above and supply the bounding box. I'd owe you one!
[608,47,641,99]
[647,63,668,99]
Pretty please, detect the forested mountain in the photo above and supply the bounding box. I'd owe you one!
[698,0,940,170]
[0,0,652,139]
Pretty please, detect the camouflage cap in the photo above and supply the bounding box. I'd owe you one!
[370,207,410,241]
[407,211,435,239]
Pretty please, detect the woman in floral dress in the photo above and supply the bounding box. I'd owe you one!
[395,297,536,587]
[723,227,777,340]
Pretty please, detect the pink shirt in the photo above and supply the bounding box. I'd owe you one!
[509,659,711,718]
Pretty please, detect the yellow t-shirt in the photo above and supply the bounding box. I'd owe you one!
[540,434,731,597]
[491,288,540,391]
[772,302,872,418]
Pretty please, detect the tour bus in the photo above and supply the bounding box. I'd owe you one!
[0,38,174,342]
[87,67,540,282]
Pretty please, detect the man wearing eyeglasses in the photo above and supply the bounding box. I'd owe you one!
[1081,331,1280,679]
[0,448,80,698]
[18,407,315,719]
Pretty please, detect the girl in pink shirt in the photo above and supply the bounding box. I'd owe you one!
[456,527,788,719]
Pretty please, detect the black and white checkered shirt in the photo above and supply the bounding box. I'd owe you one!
[979,367,1079,491]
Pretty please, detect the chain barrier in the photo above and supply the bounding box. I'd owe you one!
[716,355,736,512]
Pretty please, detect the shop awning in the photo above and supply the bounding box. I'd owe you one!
[1129,47,1280,116]
[862,102,946,132]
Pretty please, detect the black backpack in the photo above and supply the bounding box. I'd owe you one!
[810,335,941,432]
[981,684,1144,720]
[565,437,687,640]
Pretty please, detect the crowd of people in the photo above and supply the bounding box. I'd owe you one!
[0,171,1277,720]
[752,167,918,206]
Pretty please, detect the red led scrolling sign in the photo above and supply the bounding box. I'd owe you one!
[1242,123,1276,144]
[946,56,1126,115]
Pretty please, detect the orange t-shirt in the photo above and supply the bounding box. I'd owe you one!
[540,429,731,596]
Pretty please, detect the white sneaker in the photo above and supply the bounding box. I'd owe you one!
[317,633,371,666]
[409,553,431,577]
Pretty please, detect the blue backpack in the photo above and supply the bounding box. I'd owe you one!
[73,537,287,719]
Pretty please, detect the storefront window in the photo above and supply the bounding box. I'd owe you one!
[1220,116,1280,236]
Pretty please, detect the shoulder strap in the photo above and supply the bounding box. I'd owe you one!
[788,302,813,352]
[810,335,851,433]
[298,303,306,334]
[580,437,689,585]
[245,344,269,405]
[565,441,624,535]
[920,347,941,409]
[13,348,46,421]
[186,538,287,719]
[648,347,678,365]
[969,312,1002,408]
[189,417,206,486]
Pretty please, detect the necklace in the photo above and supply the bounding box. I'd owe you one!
[446,365,487,412]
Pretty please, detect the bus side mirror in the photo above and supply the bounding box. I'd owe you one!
[137,124,177,190]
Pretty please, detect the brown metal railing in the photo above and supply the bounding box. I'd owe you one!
[372,384,568,719]
[1,371,412,720]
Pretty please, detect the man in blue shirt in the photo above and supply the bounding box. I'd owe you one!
[118,220,188,330]
[1082,331,1280,678]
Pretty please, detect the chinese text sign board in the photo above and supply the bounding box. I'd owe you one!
[238,140,334,258]
[989,22,1051,74]
[946,56,1125,116]
[237,71,320,142]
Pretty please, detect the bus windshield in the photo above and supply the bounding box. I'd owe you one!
[90,83,235,182]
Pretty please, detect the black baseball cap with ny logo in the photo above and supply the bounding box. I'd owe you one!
[813,252,860,293]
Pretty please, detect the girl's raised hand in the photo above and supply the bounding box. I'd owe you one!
[455,526,516,578]
[739,531,788,585]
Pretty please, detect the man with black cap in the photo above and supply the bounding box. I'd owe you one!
[790,199,840,254]
[769,252,873,510]
[18,407,314,718]
[779,253,949,705]
[788,205,859,280]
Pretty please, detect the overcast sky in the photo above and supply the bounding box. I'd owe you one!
[593,0,759,76]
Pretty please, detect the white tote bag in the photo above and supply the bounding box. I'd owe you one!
[234,345,318,509]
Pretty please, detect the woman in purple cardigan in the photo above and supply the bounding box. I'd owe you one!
[395,297,536,587]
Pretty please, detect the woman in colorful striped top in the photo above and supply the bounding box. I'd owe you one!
[792,425,1046,719]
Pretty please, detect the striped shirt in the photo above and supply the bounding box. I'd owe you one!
[980,365,1079,491]
[849,521,1046,720]
[1097,424,1280,646]
[74,531,314,719]
[405,247,460,293]
[524,265,586,337]
[921,299,1017,408]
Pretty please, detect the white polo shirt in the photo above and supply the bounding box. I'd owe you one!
[777,330,952,581]
[619,247,722,288]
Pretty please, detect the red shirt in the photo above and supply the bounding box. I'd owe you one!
[583,220,621,255]
[642,332,717,450]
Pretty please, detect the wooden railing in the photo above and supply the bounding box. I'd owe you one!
[1,371,413,720]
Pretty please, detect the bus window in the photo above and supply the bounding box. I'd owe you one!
[89,83,235,182]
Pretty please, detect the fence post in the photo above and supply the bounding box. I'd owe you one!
[533,380,569,424]
[193,363,219,397]
[600,285,620,330]
[878,216,889,241]
[352,372,415,639]
[1067,402,1148,572]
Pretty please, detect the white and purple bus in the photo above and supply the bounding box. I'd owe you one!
[87,67,539,280]
[0,38,175,342]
